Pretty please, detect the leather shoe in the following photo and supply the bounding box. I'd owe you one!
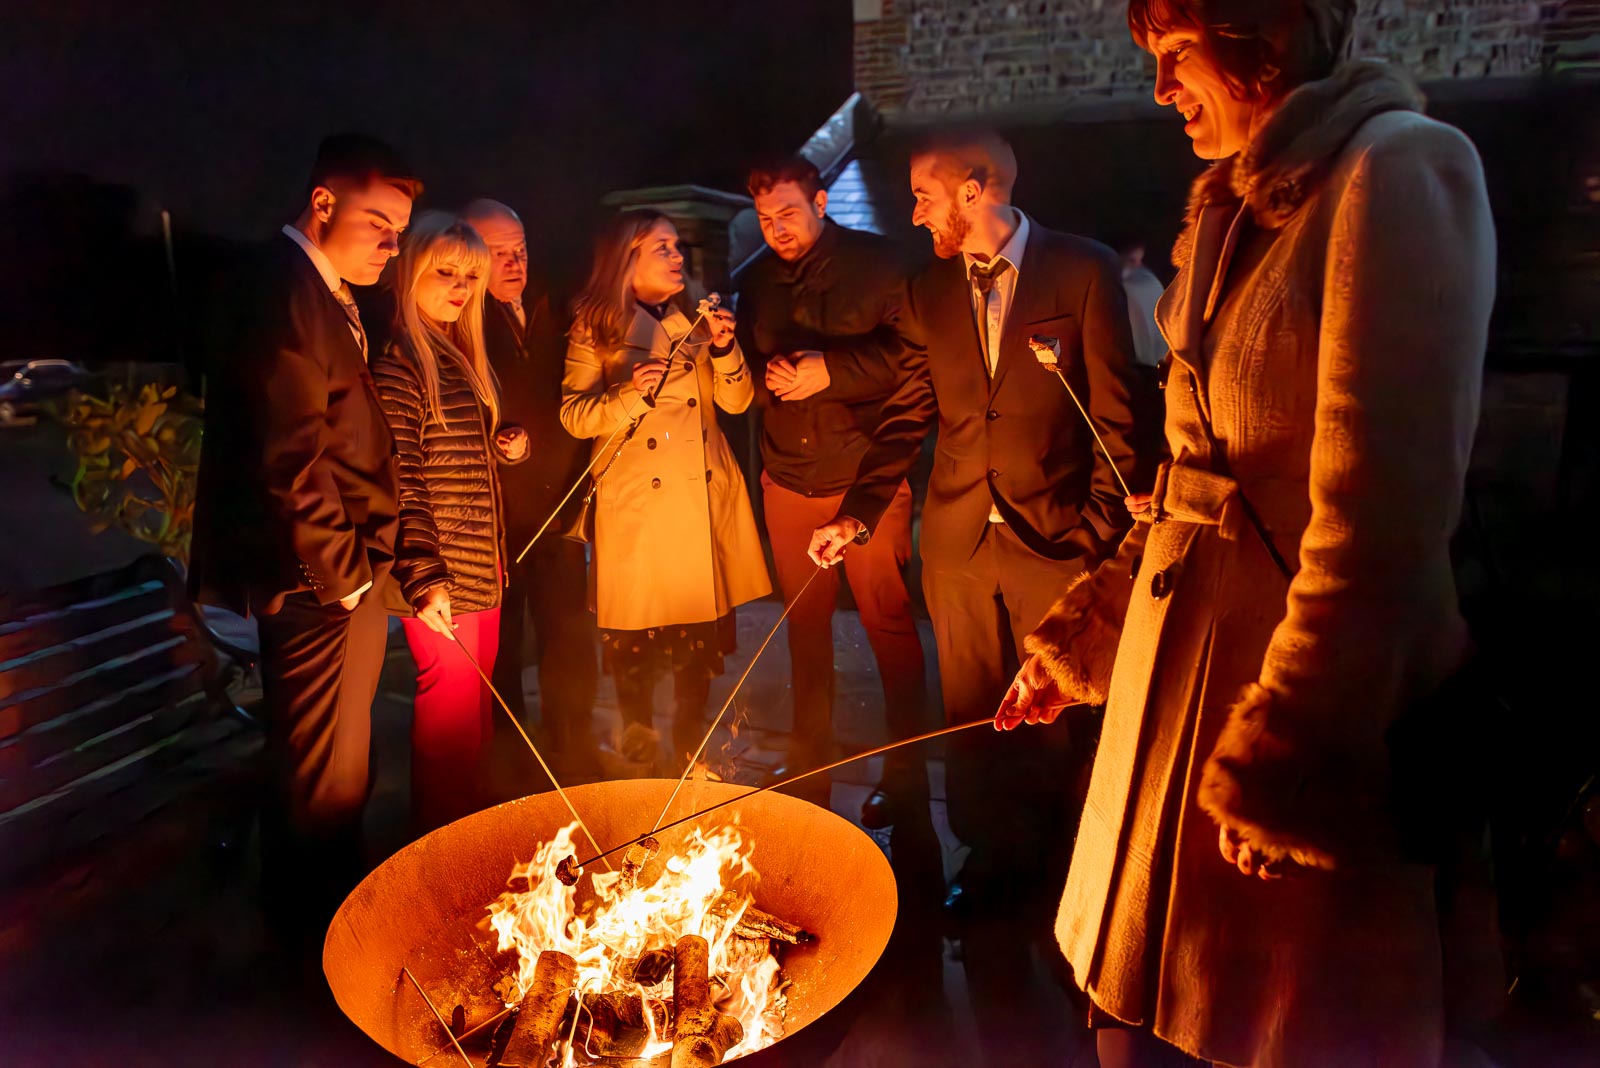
[860,788,895,830]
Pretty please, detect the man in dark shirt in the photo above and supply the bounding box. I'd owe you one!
[461,199,600,777]
[737,157,927,828]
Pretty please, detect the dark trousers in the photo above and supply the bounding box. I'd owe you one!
[762,473,928,796]
[255,585,390,915]
[921,522,1095,869]
[493,538,598,754]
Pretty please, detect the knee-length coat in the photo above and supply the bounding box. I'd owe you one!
[559,302,770,632]
[1025,62,1496,1067]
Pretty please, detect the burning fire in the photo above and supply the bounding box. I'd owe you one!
[486,818,789,1063]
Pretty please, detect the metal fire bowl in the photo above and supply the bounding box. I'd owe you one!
[324,778,898,1065]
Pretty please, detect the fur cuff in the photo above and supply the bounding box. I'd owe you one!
[1197,684,1388,871]
[1023,572,1120,706]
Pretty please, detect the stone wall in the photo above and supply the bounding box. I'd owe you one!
[854,1,1580,118]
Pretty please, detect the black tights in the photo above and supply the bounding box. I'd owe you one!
[613,661,712,756]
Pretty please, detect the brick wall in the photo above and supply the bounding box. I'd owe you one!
[855,1,1570,118]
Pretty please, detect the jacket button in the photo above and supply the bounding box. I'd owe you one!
[651,477,662,489]
[687,397,698,408]
[1130,553,1143,580]
[987,468,999,480]
[647,438,657,450]
[1150,567,1172,599]
[986,409,999,420]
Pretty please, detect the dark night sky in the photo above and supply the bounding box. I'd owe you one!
[2,0,854,259]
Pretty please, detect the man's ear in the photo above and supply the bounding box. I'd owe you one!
[310,185,336,222]
[960,178,984,208]
[813,189,828,218]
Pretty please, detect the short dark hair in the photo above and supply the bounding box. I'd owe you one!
[1128,0,1356,99]
[306,133,422,200]
[909,127,1018,201]
[746,155,823,200]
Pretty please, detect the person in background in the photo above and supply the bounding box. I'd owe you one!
[560,210,770,770]
[371,212,528,834]
[462,199,601,780]
[737,156,928,826]
[189,134,418,929]
[1119,241,1169,368]
[810,129,1153,914]
[997,1,1499,1063]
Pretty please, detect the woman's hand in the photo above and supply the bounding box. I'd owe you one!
[707,305,737,349]
[1218,825,1289,880]
[415,584,455,639]
[994,654,1075,731]
[631,358,668,395]
[496,425,529,461]
[1125,493,1153,518]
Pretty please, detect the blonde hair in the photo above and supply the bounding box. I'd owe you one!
[569,209,689,352]
[391,210,500,428]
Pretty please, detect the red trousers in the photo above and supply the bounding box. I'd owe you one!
[761,473,927,796]
[402,606,500,833]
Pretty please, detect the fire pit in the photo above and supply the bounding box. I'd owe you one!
[324,779,897,1065]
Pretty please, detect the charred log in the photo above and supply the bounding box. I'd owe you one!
[500,950,576,1067]
[670,935,743,1067]
[571,991,673,1059]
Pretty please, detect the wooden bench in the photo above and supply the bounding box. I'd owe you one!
[0,554,262,882]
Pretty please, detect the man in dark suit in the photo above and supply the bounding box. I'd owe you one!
[810,129,1155,907]
[460,199,599,776]
[190,134,419,923]
[737,157,928,828]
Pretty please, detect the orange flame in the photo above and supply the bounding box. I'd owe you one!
[485,818,787,1063]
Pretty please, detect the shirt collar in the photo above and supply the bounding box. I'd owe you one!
[963,208,1030,278]
[281,224,344,294]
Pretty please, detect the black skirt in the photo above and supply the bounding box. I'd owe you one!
[599,611,739,680]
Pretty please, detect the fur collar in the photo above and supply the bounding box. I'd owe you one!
[1183,60,1426,233]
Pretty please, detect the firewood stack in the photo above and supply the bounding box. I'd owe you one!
[670,935,744,1068]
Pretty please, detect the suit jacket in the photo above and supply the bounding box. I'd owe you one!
[840,220,1155,568]
[483,287,587,545]
[189,233,399,616]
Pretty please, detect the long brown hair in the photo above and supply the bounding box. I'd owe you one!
[391,211,500,428]
[569,209,687,351]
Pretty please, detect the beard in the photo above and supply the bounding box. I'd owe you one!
[930,204,971,259]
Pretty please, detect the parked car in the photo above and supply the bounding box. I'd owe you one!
[0,360,90,426]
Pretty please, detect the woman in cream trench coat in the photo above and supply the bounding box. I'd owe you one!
[995,3,1498,1065]
[561,210,770,763]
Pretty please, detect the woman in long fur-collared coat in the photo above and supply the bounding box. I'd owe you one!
[995,2,1497,1066]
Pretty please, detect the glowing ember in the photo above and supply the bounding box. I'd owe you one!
[486,819,793,1064]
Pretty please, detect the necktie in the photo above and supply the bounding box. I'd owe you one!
[970,257,1011,296]
[509,297,526,329]
[334,283,368,361]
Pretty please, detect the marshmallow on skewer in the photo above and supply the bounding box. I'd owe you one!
[1028,334,1062,369]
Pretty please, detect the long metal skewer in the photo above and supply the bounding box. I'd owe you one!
[420,1006,514,1065]
[1029,336,1134,500]
[574,710,1083,876]
[1049,365,1132,499]
[452,637,613,870]
[648,563,829,834]
[402,966,475,1068]
[514,299,721,563]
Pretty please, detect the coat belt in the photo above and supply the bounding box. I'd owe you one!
[1149,460,1240,540]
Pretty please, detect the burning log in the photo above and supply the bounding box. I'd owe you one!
[572,991,672,1059]
[670,935,743,1067]
[500,950,576,1067]
[629,948,674,987]
[733,907,814,947]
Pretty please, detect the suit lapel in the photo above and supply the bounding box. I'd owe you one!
[926,257,987,385]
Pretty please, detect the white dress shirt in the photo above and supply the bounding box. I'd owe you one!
[962,209,1031,523]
